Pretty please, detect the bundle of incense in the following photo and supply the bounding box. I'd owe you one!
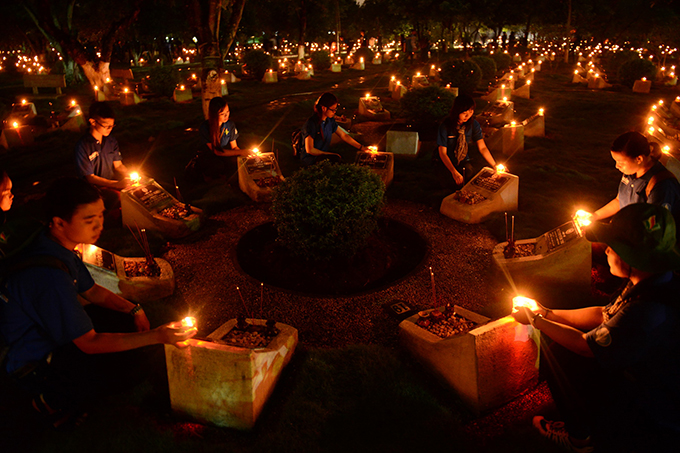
[128,223,155,268]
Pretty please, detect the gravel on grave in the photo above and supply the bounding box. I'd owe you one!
[163,199,508,348]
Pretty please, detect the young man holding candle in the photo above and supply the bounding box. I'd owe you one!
[74,102,134,222]
[0,178,196,429]
[513,203,680,452]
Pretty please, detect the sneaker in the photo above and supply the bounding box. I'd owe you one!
[533,415,594,453]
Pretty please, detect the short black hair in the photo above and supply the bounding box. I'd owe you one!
[44,177,102,222]
[89,101,116,121]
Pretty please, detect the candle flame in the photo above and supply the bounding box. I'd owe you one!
[181,317,196,328]
[221,79,225,84]
[71,100,76,106]
[649,126,655,134]
[252,148,260,155]
[539,108,544,115]
[502,96,508,102]
[663,146,671,154]
[513,296,539,313]
[94,85,99,91]
[573,210,592,235]
[124,87,129,93]
[12,121,19,129]
[180,85,185,90]
[129,172,141,184]
[21,99,26,105]
[496,164,507,173]
[368,145,378,154]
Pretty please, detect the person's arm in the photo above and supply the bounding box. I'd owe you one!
[592,197,620,221]
[476,138,496,168]
[439,146,464,185]
[514,306,594,357]
[84,174,128,190]
[72,323,196,354]
[336,128,367,151]
[113,160,129,175]
[305,135,339,157]
[536,305,605,331]
[213,142,249,157]
[80,283,150,331]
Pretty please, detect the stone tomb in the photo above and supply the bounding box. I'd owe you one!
[77,243,174,303]
[262,70,278,83]
[492,220,592,308]
[659,152,680,181]
[522,112,545,137]
[512,82,531,100]
[632,79,652,93]
[478,100,515,128]
[484,123,524,156]
[237,152,285,203]
[331,62,342,73]
[358,96,390,121]
[354,150,394,187]
[60,114,86,132]
[483,86,512,102]
[440,167,519,224]
[173,87,193,103]
[412,75,430,89]
[0,126,34,150]
[121,178,204,239]
[399,305,539,415]
[165,318,298,429]
[9,101,37,122]
[391,83,408,101]
[386,130,419,155]
[672,99,680,119]
[587,76,611,90]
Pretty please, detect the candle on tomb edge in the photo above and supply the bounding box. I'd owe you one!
[429,267,436,306]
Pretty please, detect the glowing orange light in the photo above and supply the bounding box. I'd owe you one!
[180,85,185,90]
[129,172,141,184]
[539,108,544,116]
[181,317,196,328]
[648,116,655,124]
[71,99,76,106]
[663,146,671,154]
[573,210,592,232]
[124,87,129,93]
[496,164,507,173]
[368,145,378,154]
[21,99,26,105]
[12,121,19,129]
[513,296,539,313]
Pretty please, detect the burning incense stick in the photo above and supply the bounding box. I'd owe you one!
[511,215,515,243]
[236,286,251,318]
[260,282,264,319]
[505,212,508,242]
[429,267,437,306]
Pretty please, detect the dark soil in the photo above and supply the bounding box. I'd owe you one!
[236,217,429,296]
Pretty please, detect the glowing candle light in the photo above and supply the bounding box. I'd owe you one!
[513,296,539,313]
[642,77,647,81]
[181,317,196,328]
[501,84,505,89]
[416,72,421,77]
[252,147,260,155]
[105,77,110,83]
[496,164,507,173]
[574,210,592,229]
[12,121,19,129]
[94,85,99,91]
[221,79,225,85]
[368,145,378,154]
[365,93,371,99]
[511,121,517,126]
[527,80,531,85]
[502,96,508,102]
[391,75,395,81]
[71,99,77,106]
[649,126,655,134]
[21,99,26,105]
[124,87,129,93]
[539,108,545,116]
[129,172,141,184]
[180,85,185,90]
[659,100,664,105]
[663,146,671,154]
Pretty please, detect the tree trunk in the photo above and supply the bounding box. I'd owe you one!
[297,0,307,60]
[80,61,112,94]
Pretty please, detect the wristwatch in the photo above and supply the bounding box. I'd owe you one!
[129,304,144,316]
[529,312,543,328]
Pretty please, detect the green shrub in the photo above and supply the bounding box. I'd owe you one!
[439,59,482,95]
[470,56,497,80]
[490,52,513,71]
[311,50,332,71]
[243,50,273,80]
[401,86,456,123]
[146,66,180,97]
[271,162,385,261]
[354,47,375,64]
[617,58,657,87]
[605,50,639,79]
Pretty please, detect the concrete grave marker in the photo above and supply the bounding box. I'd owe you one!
[166,318,298,429]
[440,167,519,224]
[386,130,419,155]
[484,123,524,156]
[633,78,652,93]
[355,149,394,187]
[237,152,285,202]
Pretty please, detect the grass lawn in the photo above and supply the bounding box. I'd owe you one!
[1,60,678,452]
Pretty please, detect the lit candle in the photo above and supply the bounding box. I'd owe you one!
[573,210,592,230]
[21,99,26,105]
[180,85,185,90]
[512,296,539,313]
[181,317,196,328]
[648,116,655,124]
[124,87,129,93]
[129,172,141,184]
[12,121,19,129]
[539,108,544,116]
[252,147,260,155]
[368,145,378,154]
[496,164,507,173]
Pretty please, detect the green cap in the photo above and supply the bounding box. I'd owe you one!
[585,203,680,273]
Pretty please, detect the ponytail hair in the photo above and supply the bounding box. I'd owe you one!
[207,96,229,150]
[314,92,338,118]
[611,131,658,160]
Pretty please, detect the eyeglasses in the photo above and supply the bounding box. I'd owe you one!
[95,120,115,130]
[328,107,338,113]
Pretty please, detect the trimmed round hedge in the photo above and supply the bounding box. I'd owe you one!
[440,59,482,95]
[243,50,273,80]
[401,86,456,123]
[272,162,385,261]
[618,58,657,87]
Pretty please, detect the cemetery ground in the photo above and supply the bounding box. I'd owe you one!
[0,61,677,452]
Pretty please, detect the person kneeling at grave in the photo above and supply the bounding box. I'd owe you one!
[197,96,251,182]
[590,131,680,225]
[299,92,368,166]
[513,203,680,452]
[435,93,497,190]
[74,102,135,220]
[0,178,196,429]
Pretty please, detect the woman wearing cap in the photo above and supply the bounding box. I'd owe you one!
[435,93,496,190]
[513,203,680,452]
[299,92,368,166]
[591,131,680,224]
